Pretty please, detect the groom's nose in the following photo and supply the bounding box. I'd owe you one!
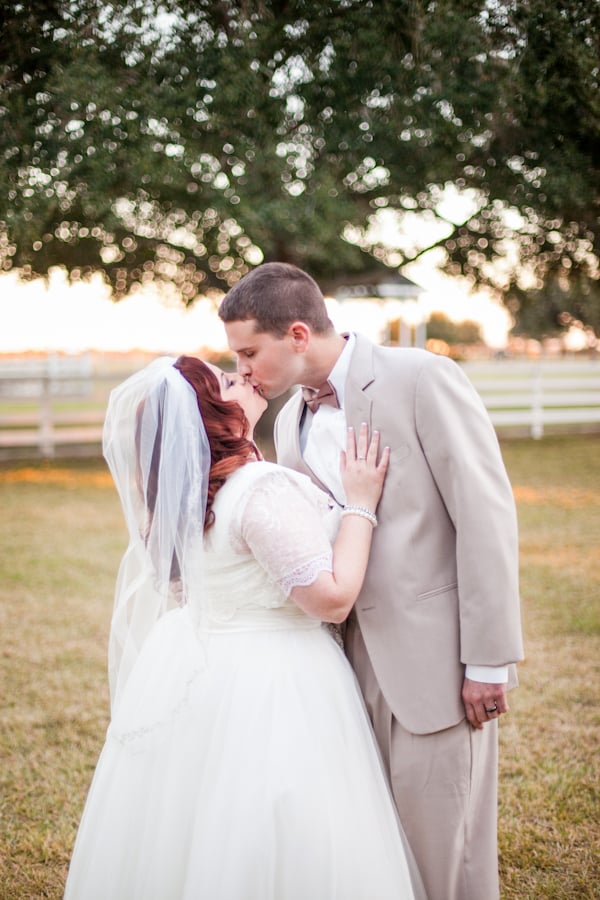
[237,359,251,377]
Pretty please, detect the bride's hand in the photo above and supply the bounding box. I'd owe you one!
[341,424,390,513]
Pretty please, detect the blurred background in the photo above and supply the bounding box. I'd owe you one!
[0,0,599,462]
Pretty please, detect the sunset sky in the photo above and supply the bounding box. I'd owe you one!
[0,258,513,356]
[0,190,525,356]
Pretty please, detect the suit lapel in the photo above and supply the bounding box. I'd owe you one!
[345,333,375,428]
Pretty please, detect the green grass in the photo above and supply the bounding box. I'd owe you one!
[1,437,599,899]
[0,460,121,899]
[497,436,600,899]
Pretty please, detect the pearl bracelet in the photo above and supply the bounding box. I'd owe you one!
[341,505,378,527]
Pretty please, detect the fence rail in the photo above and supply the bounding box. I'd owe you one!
[0,357,122,461]
[0,356,599,460]
[461,359,600,438]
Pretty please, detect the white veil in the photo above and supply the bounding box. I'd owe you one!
[103,357,210,714]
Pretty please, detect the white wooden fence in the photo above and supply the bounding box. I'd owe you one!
[0,355,599,459]
[461,358,600,439]
[0,356,114,460]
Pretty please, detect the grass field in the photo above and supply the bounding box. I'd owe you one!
[0,435,599,899]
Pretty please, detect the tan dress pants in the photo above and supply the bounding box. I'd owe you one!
[345,615,500,900]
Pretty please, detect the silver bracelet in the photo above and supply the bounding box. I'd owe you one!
[341,505,378,527]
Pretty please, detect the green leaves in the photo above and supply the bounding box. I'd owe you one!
[0,0,598,335]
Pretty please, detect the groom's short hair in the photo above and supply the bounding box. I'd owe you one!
[218,262,333,337]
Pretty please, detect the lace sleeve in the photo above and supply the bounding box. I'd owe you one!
[236,469,333,597]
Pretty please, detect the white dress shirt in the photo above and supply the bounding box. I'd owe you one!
[300,333,355,506]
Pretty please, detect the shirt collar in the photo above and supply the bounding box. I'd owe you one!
[326,332,355,409]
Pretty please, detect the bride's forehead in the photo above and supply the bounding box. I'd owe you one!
[205,363,222,378]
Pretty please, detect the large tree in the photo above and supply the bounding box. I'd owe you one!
[0,0,598,334]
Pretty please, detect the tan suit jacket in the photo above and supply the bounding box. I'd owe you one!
[275,336,524,735]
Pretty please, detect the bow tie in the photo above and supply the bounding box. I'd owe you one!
[301,380,340,413]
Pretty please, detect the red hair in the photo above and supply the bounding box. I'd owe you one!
[174,355,256,529]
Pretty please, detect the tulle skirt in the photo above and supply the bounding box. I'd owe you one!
[64,607,419,899]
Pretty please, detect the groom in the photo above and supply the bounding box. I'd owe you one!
[219,262,523,900]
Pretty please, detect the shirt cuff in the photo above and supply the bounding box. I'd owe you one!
[465,664,509,684]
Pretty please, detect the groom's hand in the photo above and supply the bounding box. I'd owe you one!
[462,678,509,729]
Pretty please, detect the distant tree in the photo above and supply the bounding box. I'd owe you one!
[0,0,598,334]
[426,312,482,345]
[508,271,600,338]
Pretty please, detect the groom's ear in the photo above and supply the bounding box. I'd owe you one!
[286,321,311,353]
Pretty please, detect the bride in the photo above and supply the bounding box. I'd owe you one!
[64,355,424,900]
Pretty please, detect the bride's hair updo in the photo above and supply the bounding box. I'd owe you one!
[174,355,256,529]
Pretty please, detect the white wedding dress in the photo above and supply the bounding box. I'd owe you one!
[64,462,420,899]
